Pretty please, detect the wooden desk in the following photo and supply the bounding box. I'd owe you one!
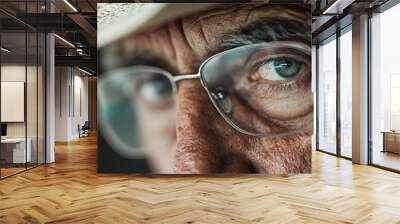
[381,131,400,154]
[1,138,31,163]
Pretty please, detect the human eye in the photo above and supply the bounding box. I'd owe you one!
[136,74,173,109]
[246,52,309,88]
[252,57,304,81]
[231,48,312,132]
[199,43,313,135]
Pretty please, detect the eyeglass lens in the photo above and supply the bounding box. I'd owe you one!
[200,42,312,136]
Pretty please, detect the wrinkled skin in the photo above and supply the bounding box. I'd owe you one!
[119,4,313,174]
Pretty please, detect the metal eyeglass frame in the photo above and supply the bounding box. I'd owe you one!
[100,41,311,137]
[124,65,260,137]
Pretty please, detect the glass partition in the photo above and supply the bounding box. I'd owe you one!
[26,0,43,169]
[38,32,45,165]
[27,30,38,169]
[0,1,46,179]
[1,30,28,177]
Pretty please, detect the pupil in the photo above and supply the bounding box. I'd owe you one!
[273,58,301,78]
[213,87,227,100]
[151,78,171,95]
[216,91,225,99]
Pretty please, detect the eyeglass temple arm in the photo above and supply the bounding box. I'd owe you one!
[173,73,200,83]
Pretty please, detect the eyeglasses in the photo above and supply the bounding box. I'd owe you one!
[98,41,312,158]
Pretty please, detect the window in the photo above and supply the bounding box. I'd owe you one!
[370,2,400,171]
[339,27,352,158]
[317,35,337,154]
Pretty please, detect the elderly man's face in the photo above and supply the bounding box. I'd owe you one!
[116,4,312,174]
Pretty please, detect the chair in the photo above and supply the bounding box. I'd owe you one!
[79,121,90,138]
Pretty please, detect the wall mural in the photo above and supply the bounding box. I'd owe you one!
[97,3,312,174]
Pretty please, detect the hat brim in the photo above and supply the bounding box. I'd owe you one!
[98,3,217,47]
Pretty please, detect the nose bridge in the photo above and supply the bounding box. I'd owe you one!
[174,80,223,173]
[175,80,213,130]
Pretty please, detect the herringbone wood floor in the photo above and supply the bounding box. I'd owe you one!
[1,134,400,224]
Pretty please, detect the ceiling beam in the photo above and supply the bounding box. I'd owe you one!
[55,55,96,73]
[12,13,82,32]
[67,13,96,39]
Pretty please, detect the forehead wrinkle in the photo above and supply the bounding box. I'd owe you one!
[117,4,310,73]
[181,5,257,57]
[197,19,212,47]
[189,4,309,30]
[118,28,179,73]
[190,5,240,24]
[167,20,203,74]
[182,4,309,60]
[166,22,178,67]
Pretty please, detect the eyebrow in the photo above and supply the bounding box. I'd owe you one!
[110,19,310,73]
[207,19,311,58]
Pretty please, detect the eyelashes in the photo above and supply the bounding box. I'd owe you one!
[241,52,311,96]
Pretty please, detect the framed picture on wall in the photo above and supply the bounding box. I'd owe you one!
[1,81,25,123]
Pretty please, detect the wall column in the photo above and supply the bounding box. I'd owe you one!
[352,14,369,164]
[45,0,55,163]
[46,33,55,163]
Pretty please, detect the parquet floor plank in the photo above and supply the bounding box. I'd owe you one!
[0,134,400,223]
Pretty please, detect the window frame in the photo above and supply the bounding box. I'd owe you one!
[315,24,353,161]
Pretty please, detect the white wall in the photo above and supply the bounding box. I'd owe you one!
[72,73,89,138]
[55,67,89,141]
[55,66,70,141]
